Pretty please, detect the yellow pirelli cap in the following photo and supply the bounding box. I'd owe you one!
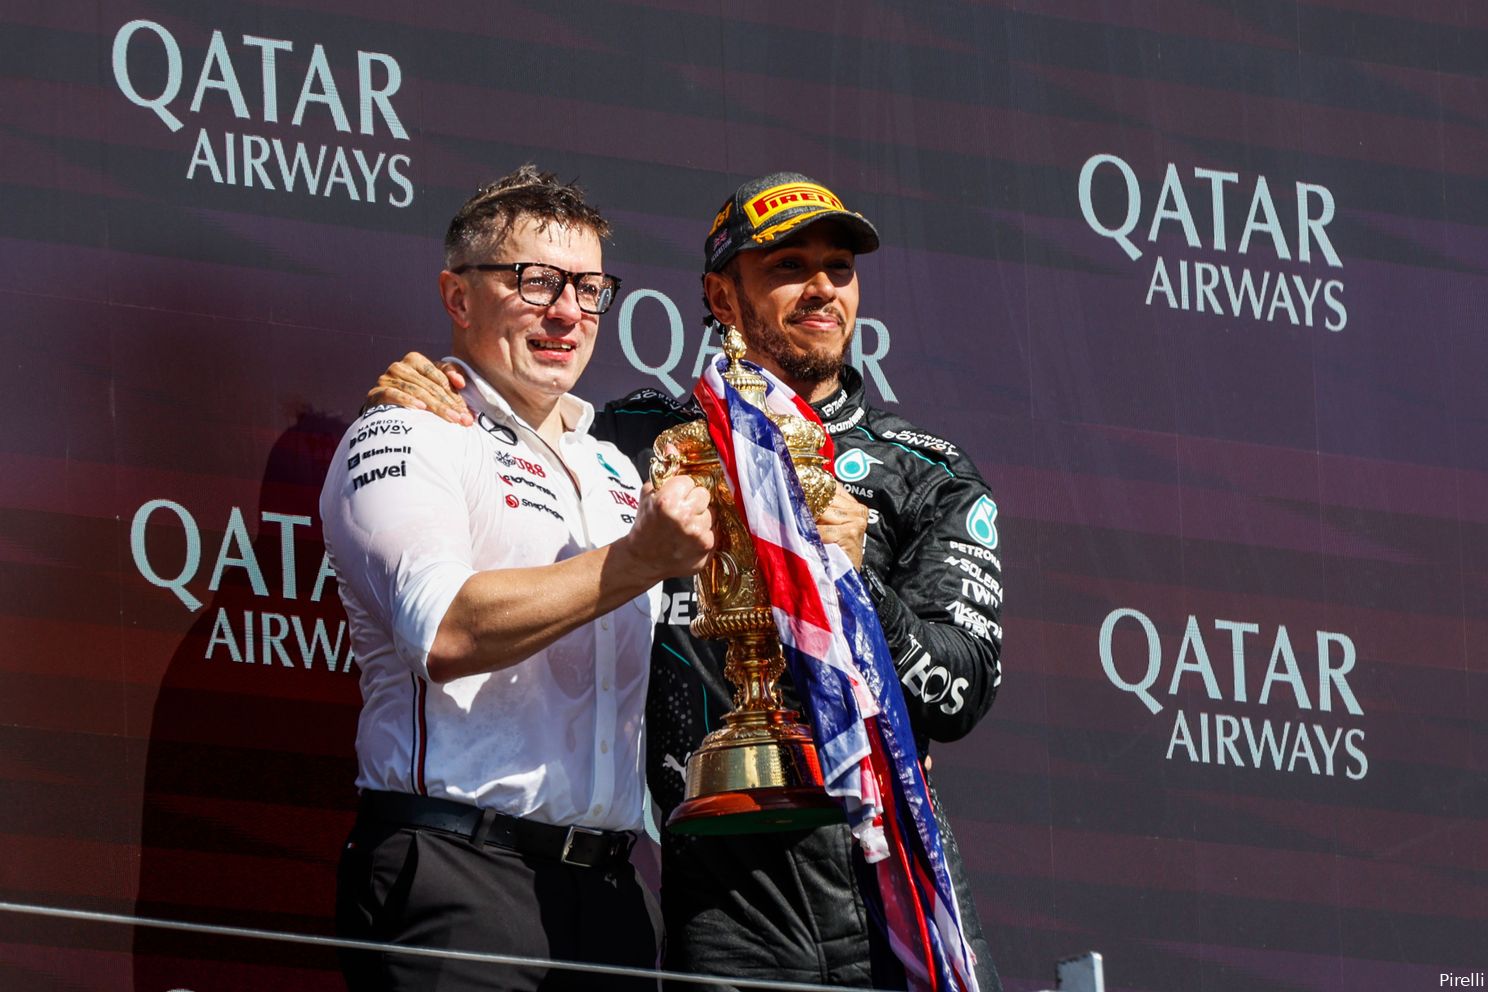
[704,171,880,273]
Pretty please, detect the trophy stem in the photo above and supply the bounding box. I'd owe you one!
[724,631,783,713]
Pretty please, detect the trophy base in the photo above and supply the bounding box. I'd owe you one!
[666,785,843,835]
[664,719,843,836]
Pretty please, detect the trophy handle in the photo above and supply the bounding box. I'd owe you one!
[650,442,682,486]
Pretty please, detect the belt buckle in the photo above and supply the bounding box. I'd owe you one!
[560,825,606,866]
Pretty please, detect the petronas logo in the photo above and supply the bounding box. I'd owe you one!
[835,448,882,483]
[965,495,999,549]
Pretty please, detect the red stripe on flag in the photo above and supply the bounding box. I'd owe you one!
[787,390,836,471]
[751,537,832,631]
[867,724,941,988]
[694,380,750,528]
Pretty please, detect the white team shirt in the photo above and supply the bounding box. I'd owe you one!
[319,360,658,832]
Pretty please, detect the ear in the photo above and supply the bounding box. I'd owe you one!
[703,271,740,328]
[439,270,472,327]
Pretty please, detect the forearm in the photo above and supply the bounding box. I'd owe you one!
[428,539,660,682]
[867,570,1001,742]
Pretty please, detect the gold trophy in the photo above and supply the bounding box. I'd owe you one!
[650,328,843,835]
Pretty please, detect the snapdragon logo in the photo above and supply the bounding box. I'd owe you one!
[1078,154,1346,331]
[1099,608,1367,779]
[112,19,413,206]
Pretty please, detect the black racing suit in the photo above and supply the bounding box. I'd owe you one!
[594,366,1004,992]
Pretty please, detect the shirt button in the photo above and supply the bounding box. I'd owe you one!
[601,678,611,691]
[591,804,604,815]
[600,740,609,754]
[600,618,609,630]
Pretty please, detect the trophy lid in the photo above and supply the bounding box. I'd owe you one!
[721,326,768,410]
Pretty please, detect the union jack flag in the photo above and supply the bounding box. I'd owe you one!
[693,355,980,992]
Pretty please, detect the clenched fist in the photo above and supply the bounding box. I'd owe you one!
[618,474,715,581]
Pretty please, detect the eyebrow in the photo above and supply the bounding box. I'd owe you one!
[762,236,855,256]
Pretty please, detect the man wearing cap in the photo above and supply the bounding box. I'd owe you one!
[321,167,715,992]
[368,172,1004,991]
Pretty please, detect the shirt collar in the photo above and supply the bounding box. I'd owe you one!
[810,365,867,431]
[444,357,596,438]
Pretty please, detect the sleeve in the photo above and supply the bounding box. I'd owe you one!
[318,409,481,679]
[865,471,1004,744]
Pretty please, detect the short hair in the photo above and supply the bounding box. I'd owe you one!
[699,260,744,332]
[443,165,611,269]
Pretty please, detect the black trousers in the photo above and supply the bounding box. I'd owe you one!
[336,819,661,991]
[659,790,1000,992]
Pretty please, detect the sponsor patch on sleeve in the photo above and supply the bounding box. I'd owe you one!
[965,495,999,550]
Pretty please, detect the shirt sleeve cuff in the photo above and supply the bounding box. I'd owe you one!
[393,562,475,679]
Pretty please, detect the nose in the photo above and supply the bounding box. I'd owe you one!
[545,280,584,323]
[803,267,837,302]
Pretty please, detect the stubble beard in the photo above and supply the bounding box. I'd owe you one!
[735,291,852,388]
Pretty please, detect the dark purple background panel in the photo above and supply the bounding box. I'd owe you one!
[1,2,1484,991]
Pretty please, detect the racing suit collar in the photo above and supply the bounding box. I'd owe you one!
[443,356,596,437]
[811,365,868,436]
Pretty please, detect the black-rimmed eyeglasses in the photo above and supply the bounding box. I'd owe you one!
[450,262,622,315]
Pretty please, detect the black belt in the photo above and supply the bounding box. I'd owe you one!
[357,790,635,870]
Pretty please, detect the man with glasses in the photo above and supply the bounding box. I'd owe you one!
[368,172,1003,991]
[320,166,715,992]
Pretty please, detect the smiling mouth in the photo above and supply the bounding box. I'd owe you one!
[789,310,844,330]
[529,339,577,353]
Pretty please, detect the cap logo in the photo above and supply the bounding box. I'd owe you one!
[745,182,843,228]
[708,201,732,237]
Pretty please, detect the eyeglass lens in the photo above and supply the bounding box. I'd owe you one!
[518,265,617,315]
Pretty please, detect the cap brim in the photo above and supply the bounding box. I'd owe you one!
[745,208,880,256]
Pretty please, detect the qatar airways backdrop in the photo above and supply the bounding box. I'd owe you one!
[1,2,1483,990]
